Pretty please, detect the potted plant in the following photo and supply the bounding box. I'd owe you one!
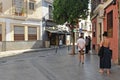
[21,8,25,16]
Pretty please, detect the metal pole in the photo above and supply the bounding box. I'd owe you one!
[55,46,58,53]
[55,33,59,53]
[68,45,69,51]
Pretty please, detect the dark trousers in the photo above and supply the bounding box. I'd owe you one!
[85,45,89,54]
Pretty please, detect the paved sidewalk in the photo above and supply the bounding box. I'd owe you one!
[0,46,120,80]
[0,48,53,58]
[0,45,67,58]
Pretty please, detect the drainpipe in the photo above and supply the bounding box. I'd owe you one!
[118,0,120,64]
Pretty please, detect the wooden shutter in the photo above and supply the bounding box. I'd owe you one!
[28,27,37,40]
[14,26,24,40]
[107,11,113,37]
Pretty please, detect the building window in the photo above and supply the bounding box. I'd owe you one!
[29,1,35,10]
[93,22,96,37]
[0,25,2,41]
[13,0,25,16]
[99,23,102,41]
[112,0,116,5]
[0,2,2,13]
[81,23,83,29]
[14,26,24,41]
[107,11,113,37]
[49,5,53,19]
[85,22,87,29]
[89,24,92,31]
[28,27,37,40]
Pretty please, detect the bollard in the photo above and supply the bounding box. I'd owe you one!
[55,46,58,53]
[68,45,69,51]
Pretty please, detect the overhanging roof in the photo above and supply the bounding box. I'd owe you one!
[46,29,70,35]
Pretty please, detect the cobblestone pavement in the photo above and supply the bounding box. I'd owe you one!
[0,47,120,80]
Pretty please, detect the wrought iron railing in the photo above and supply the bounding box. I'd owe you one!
[91,0,108,12]
[12,0,27,16]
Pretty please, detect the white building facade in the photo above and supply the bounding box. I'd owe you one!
[0,0,54,51]
[78,0,92,38]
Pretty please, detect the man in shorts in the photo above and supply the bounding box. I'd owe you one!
[77,34,86,64]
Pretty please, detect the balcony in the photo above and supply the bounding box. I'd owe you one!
[103,0,108,2]
[45,0,53,3]
[91,0,108,12]
[11,6,27,20]
[13,7,26,16]
[12,0,27,20]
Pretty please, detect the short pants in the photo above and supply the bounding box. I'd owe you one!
[79,50,84,55]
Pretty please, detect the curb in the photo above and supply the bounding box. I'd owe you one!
[0,45,68,58]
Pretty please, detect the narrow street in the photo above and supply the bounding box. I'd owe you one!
[0,47,120,80]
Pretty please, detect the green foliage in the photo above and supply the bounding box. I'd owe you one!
[53,0,89,25]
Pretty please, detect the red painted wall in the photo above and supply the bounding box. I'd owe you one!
[92,17,97,51]
[104,2,118,63]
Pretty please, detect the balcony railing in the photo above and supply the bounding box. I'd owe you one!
[91,0,108,12]
[45,0,53,3]
[103,0,107,2]
[13,7,26,16]
[12,0,27,17]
